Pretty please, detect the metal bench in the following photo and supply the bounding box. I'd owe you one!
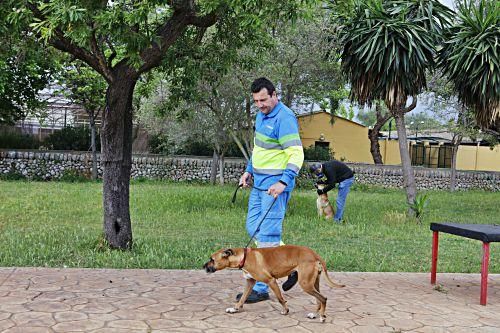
[430,222,500,305]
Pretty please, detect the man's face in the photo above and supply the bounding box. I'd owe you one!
[252,88,278,115]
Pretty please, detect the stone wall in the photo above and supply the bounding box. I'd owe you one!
[350,163,500,191]
[1,150,499,191]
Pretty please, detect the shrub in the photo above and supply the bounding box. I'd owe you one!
[180,140,213,156]
[0,131,41,149]
[148,133,243,157]
[148,133,170,154]
[44,126,100,151]
[303,145,334,161]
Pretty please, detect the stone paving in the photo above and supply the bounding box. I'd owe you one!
[0,268,499,332]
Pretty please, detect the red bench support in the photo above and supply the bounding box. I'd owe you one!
[431,231,438,285]
[430,222,498,306]
[481,242,490,305]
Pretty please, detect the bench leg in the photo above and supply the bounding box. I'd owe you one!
[431,231,439,284]
[480,242,490,306]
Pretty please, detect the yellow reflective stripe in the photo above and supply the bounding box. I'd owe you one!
[252,146,288,170]
[283,146,304,170]
[252,146,303,174]
[255,132,279,144]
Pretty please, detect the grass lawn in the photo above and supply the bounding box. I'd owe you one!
[0,180,499,273]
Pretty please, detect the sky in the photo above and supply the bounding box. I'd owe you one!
[440,0,455,9]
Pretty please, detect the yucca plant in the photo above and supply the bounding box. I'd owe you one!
[439,0,500,130]
[409,192,429,223]
[338,0,452,215]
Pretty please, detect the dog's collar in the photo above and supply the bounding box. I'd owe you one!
[238,247,251,269]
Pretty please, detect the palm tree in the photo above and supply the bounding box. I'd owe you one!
[439,0,499,132]
[338,0,452,214]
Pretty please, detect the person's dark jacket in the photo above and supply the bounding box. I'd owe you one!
[317,161,354,194]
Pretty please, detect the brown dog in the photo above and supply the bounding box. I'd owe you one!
[203,245,344,322]
[316,183,335,219]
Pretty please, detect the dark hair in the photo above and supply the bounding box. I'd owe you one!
[309,162,322,174]
[251,77,276,95]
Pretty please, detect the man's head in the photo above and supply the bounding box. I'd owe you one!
[251,77,278,115]
[309,162,323,178]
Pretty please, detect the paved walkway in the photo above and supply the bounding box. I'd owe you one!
[0,268,499,332]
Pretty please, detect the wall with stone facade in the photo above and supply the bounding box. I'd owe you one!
[1,150,499,191]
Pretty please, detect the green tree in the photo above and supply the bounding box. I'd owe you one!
[3,0,316,249]
[137,7,343,178]
[439,0,499,133]
[338,0,453,214]
[58,62,106,180]
[0,31,55,124]
[269,14,345,112]
[425,71,482,191]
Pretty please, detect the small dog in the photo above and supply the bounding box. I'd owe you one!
[315,182,335,219]
[203,245,345,322]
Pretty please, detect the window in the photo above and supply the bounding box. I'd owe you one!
[438,146,452,168]
[410,143,452,168]
[315,141,329,148]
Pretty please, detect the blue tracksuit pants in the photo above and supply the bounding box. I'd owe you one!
[334,176,354,221]
[246,188,291,294]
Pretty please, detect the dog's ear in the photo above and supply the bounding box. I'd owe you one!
[222,249,234,258]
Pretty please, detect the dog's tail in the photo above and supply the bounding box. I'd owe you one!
[318,259,345,288]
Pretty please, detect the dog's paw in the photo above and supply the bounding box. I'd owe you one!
[225,307,239,314]
[280,308,289,315]
[320,316,326,323]
[306,312,317,319]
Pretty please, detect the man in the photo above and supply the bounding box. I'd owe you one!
[238,77,304,303]
[310,160,355,223]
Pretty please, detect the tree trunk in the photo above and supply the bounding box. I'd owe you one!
[450,134,463,191]
[218,152,225,185]
[369,102,391,164]
[101,76,136,249]
[245,95,254,153]
[284,85,292,107]
[90,115,98,180]
[393,111,417,215]
[368,128,383,164]
[230,130,249,161]
[210,150,218,185]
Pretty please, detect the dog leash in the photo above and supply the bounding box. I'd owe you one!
[244,195,278,249]
[231,183,243,204]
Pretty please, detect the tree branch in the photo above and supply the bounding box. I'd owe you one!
[50,32,112,82]
[106,38,117,67]
[26,2,113,83]
[403,96,418,113]
[188,12,218,28]
[136,2,218,76]
[89,29,113,80]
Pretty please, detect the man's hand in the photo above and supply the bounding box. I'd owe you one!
[239,172,252,188]
[268,181,286,198]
